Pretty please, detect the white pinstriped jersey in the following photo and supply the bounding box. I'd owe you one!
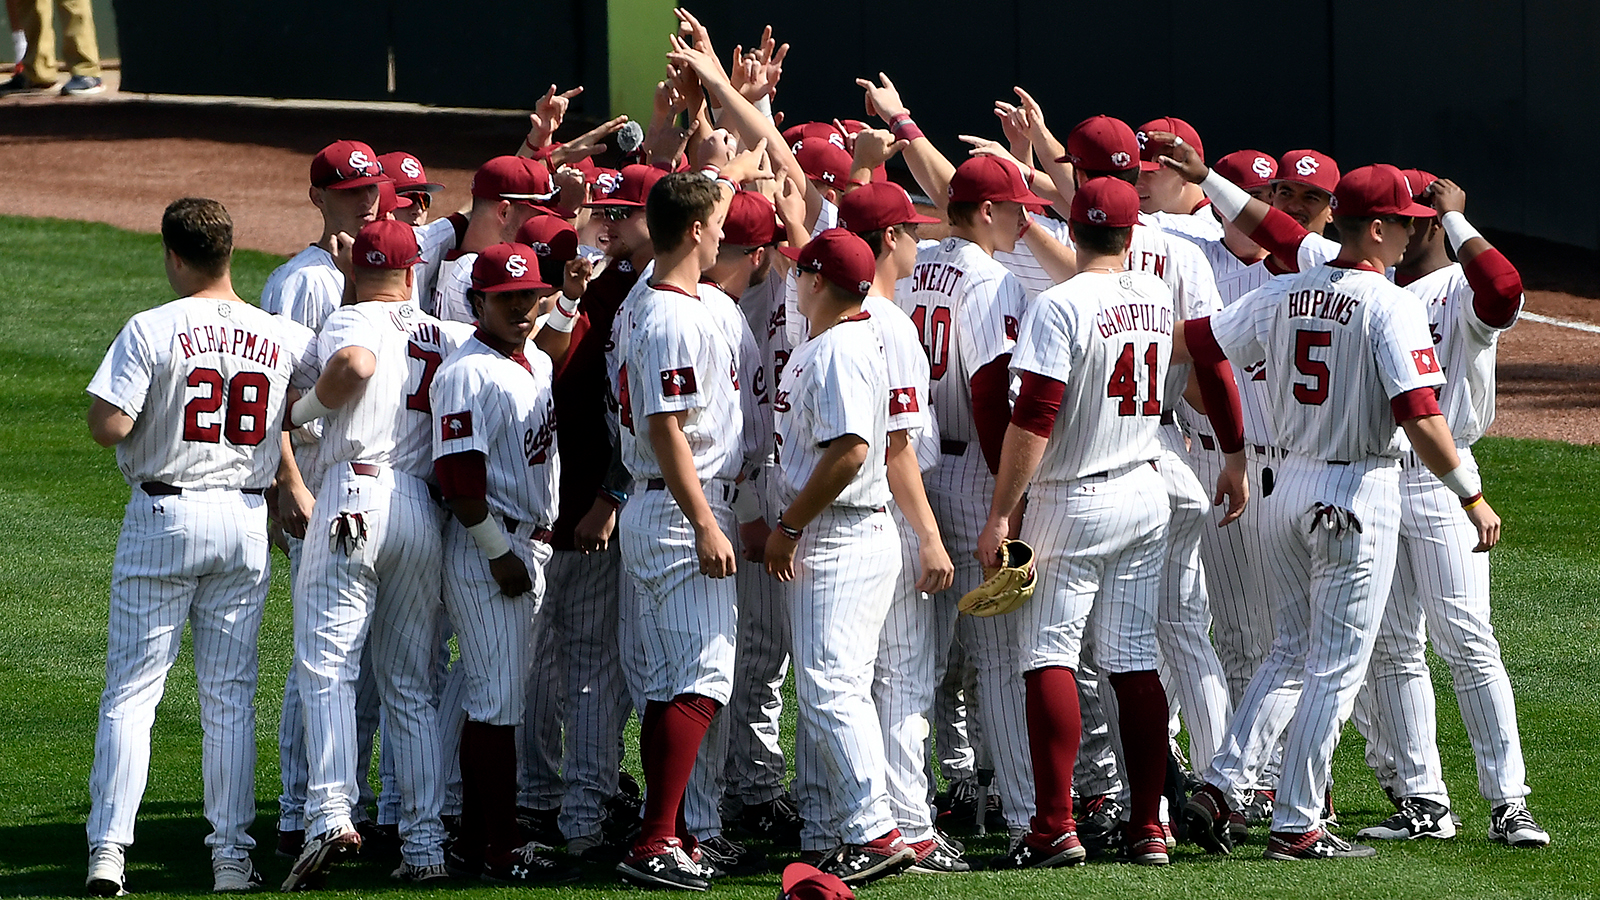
[261,246,342,333]
[611,283,744,483]
[1400,263,1519,445]
[1191,238,1280,445]
[993,214,1074,298]
[1142,207,1225,243]
[1125,224,1222,412]
[1013,271,1172,481]
[900,236,1025,447]
[433,252,478,325]
[1291,231,1340,271]
[700,282,769,474]
[430,335,561,526]
[863,295,933,439]
[412,217,460,311]
[87,297,315,490]
[1209,264,1447,460]
[773,315,891,509]
[312,300,472,485]
[780,198,842,347]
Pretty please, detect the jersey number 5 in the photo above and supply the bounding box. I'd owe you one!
[183,369,271,446]
[909,305,952,380]
[1107,342,1162,417]
[1292,329,1332,405]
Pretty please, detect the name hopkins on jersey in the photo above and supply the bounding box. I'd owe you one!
[1287,288,1361,325]
[176,324,284,367]
[1096,301,1175,338]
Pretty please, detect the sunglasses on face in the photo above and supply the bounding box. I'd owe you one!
[400,191,432,211]
[601,207,636,222]
[796,260,823,274]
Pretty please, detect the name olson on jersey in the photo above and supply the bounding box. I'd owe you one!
[1286,289,1361,325]
[1095,303,1174,338]
[176,326,282,367]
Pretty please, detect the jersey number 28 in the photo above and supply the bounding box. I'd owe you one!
[183,368,271,446]
[1107,342,1162,417]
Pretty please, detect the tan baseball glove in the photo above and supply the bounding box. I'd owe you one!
[958,539,1036,617]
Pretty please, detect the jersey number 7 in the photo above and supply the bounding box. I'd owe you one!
[1107,342,1162,417]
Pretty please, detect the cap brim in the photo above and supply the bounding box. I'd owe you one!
[903,212,942,224]
[325,175,391,190]
[394,182,446,194]
[480,276,552,293]
[584,198,646,208]
[1013,189,1053,206]
[1138,159,1163,172]
[781,863,821,894]
[777,246,804,262]
[1053,153,1073,165]
[1398,201,1437,218]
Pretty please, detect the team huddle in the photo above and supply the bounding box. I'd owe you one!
[82,10,1549,897]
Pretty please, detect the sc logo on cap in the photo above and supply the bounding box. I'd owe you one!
[400,157,423,179]
[530,241,551,257]
[348,150,374,172]
[1110,151,1131,169]
[858,279,873,293]
[506,254,529,277]
[1296,156,1320,176]
[1135,131,1148,149]
[1086,207,1108,224]
[1252,157,1273,179]
[365,249,387,266]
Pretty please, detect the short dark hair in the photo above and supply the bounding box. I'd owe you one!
[1070,222,1133,257]
[858,223,912,259]
[1079,168,1139,187]
[161,198,233,278]
[1330,215,1409,242]
[946,201,980,228]
[647,173,721,254]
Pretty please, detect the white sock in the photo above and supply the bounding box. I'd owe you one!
[11,30,24,64]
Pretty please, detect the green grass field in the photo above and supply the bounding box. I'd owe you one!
[2,213,1597,899]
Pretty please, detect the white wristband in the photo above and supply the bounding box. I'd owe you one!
[543,295,581,333]
[289,389,335,427]
[754,94,774,122]
[730,482,762,524]
[1437,461,1482,499]
[1440,211,1482,255]
[465,516,513,559]
[1200,169,1252,223]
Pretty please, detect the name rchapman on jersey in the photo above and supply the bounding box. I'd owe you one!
[1287,288,1361,325]
[1095,301,1175,338]
[176,325,283,367]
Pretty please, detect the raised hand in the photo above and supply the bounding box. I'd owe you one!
[855,72,909,122]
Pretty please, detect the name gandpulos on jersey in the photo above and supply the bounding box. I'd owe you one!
[176,325,282,367]
[1286,288,1361,325]
[1096,302,1174,338]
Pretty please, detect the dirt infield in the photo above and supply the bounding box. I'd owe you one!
[2,98,1596,443]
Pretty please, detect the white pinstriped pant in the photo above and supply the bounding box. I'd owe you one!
[725,521,792,809]
[88,488,270,860]
[1204,454,1402,831]
[442,519,553,726]
[1356,447,1529,808]
[294,464,447,866]
[873,505,960,843]
[791,505,902,849]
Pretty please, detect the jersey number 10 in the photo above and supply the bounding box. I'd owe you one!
[1107,342,1162,417]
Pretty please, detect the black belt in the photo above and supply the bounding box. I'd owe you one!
[645,477,736,502]
[1160,410,1176,425]
[940,440,967,456]
[141,481,264,496]
[1328,460,1352,466]
[1198,434,1216,451]
[502,517,553,544]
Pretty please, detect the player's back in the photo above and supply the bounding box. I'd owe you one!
[863,294,938,472]
[93,297,314,490]
[901,236,1023,447]
[1401,262,1511,445]
[773,314,891,509]
[261,246,343,332]
[1017,272,1172,481]
[313,299,468,484]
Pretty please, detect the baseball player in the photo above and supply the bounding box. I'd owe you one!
[280,220,472,888]
[427,242,582,883]
[85,198,314,895]
[1351,174,1547,847]
[1134,117,1224,241]
[978,178,1247,869]
[1176,146,1344,276]
[377,151,461,311]
[434,155,563,326]
[767,228,913,884]
[1179,164,1501,860]
[830,183,968,870]
[608,164,759,891]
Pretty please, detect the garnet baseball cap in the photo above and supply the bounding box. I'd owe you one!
[779,228,877,297]
[375,180,414,217]
[780,863,854,900]
[795,137,854,188]
[514,215,580,287]
[377,151,445,194]
[1070,176,1141,227]
[1332,164,1437,219]
[471,242,553,293]
[1136,117,1204,170]
[353,220,422,270]
[837,182,940,233]
[585,164,667,208]
[1214,150,1278,191]
[1273,150,1340,194]
[1060,115,1140,172]
[310,139,387,190]
[783,121,846,151]
[949,156,1050,206]
[1400,168,1438,202]
[722,190,783,247]
[471,156,555,203]
[591,166,624,199]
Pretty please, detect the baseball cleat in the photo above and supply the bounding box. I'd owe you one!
[279,823,361,891]
[1489,802,1550,848]
[993,827,1087,869]
[1263,828,1377,860]
[389,862,449,884]
[616,839,710,892]
[481,841,581,885]
[935,778,980,832]
[1242,789,1274,825]
[696,834,766,877]
[1182,784,1234,854]
[736,795,803,846]
[515,805,565,848]
[1076,795,1124,858]
[60,74,105,95]
[1357,797,1456,841]
[213,858,262,892]
[906,832,970,873]
[1126,832,1170,866]
[819,831,916,885]
[1228,810,1249,843]
[274,830,304,860]
[86,845,128,897]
